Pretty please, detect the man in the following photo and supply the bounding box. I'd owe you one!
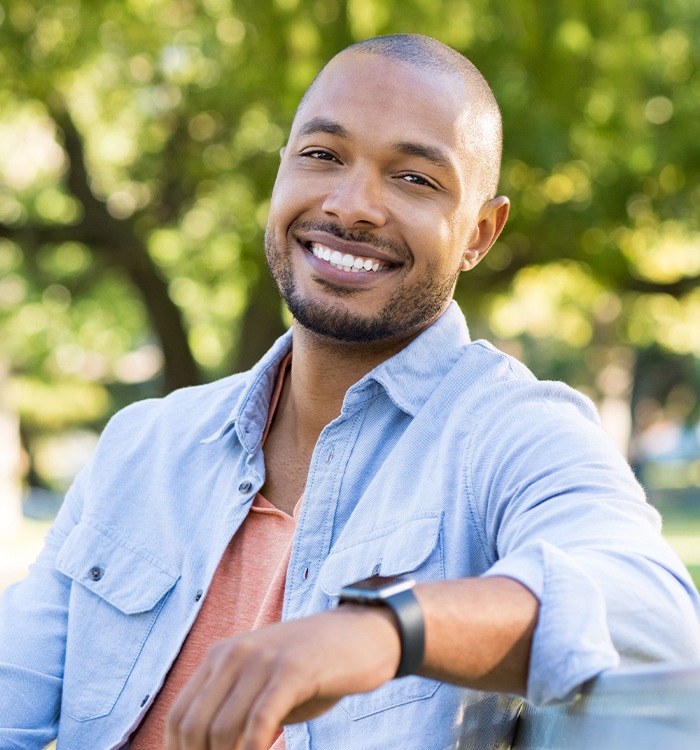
[1,34,699,750]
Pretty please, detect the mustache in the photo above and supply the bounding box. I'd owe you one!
[291,219,412,262]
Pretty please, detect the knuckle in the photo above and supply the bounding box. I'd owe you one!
[178,715,205,744]
[166,704,185,727]
[247,703,272,734]
[275,650,302,676]
[207,639,228,659]
[210,722,236,746]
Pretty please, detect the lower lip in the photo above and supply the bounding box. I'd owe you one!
[302,244,395,286]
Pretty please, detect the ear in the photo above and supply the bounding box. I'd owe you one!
[460,196,510,271]
[279,146,286,159]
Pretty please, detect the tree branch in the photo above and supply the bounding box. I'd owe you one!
[35,101,203,392]
[626,275,700,298]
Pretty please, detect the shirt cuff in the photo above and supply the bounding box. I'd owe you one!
[483,540,620,705]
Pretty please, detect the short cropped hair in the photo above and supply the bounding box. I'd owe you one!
[299,34,503,203]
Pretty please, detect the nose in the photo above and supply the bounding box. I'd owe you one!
[321,166,388,228]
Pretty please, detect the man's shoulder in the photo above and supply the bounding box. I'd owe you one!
[102,371,250,444]
[462,339,536,381]
[448,338,600,425]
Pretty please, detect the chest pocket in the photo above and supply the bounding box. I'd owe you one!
[55,521,179,721]
[318,513,444,720]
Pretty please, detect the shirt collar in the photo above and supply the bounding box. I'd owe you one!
[202,329,293,451]
[348,301,471,417]
[204,300,470,448]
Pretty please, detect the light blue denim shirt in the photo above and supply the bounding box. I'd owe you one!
[2,302,699,749]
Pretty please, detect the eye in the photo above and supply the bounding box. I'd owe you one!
[301,148,339,162]
[399,173,436,189]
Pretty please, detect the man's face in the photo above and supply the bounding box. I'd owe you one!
[265,51,489,345]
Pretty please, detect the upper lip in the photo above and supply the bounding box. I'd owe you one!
[297,230,403,266]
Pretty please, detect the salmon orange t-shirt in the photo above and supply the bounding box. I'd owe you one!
[130,355,295,749]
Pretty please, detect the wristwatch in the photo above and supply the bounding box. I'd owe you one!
[338,574,425,678]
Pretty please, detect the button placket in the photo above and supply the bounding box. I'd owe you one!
[286,423,355,616]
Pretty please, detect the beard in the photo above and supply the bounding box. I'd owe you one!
[264,220,460,344]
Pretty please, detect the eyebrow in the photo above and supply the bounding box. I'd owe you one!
[394,141,453,172]
[296,117,349,139]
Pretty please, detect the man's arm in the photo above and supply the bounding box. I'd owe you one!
[415,576,537,691]
[165,575,538,750]
[0,473,85,748]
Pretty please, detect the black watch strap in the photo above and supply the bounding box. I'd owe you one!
[339,579,425,678]
[383,587,425,678]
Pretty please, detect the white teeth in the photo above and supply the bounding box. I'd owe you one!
[309,243,387,273]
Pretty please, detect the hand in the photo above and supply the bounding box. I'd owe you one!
[164,606,400,750]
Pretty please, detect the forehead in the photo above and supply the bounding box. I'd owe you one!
[291,52,471,156]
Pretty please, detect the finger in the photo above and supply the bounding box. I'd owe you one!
[165,660,215,750]
[207,654,283,750]
[240,679,299,750]
[238,667,341,750]
[166,642,246,750]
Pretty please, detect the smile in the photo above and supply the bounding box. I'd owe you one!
[309,242,390,273]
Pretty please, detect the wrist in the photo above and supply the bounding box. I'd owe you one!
[335,603,402,681]
[337,575,425,678]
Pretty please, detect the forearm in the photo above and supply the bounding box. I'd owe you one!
[165,576,538,749]
[414,576,538,695]
[340,575,538,695]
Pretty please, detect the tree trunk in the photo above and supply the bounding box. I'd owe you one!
[53,108,202,393]
[232,271,287,373]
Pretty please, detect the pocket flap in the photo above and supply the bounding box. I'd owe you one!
[318,513,442,596]
[56,521,179,615]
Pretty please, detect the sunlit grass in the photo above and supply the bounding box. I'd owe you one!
[662,515,700,589]
[0,517,51,592]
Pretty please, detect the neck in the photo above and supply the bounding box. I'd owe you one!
[279,321,422,449]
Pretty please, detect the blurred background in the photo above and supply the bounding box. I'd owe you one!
[1,0,699,590]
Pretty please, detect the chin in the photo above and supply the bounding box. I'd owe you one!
[287,292,434,345]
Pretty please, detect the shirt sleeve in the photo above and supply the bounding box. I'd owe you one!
[0,463,88,746]
[472,382,700,706]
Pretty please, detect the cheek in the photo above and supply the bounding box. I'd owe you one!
[268,169,301,219]
[269,164,323,211]
[416,221,466,276]
[266,188,291,227]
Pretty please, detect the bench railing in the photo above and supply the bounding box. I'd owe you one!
[512,663,700,749]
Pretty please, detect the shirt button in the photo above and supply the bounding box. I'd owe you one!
[195,589,203,602]
[89,566,104,581]
[326,451,333,462]
[238,480,252,493]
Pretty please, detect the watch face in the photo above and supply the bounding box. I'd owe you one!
[339,574,415,602]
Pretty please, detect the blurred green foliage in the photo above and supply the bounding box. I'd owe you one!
[0,0,699,488]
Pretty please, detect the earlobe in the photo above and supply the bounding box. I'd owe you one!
[460,196,510,271]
